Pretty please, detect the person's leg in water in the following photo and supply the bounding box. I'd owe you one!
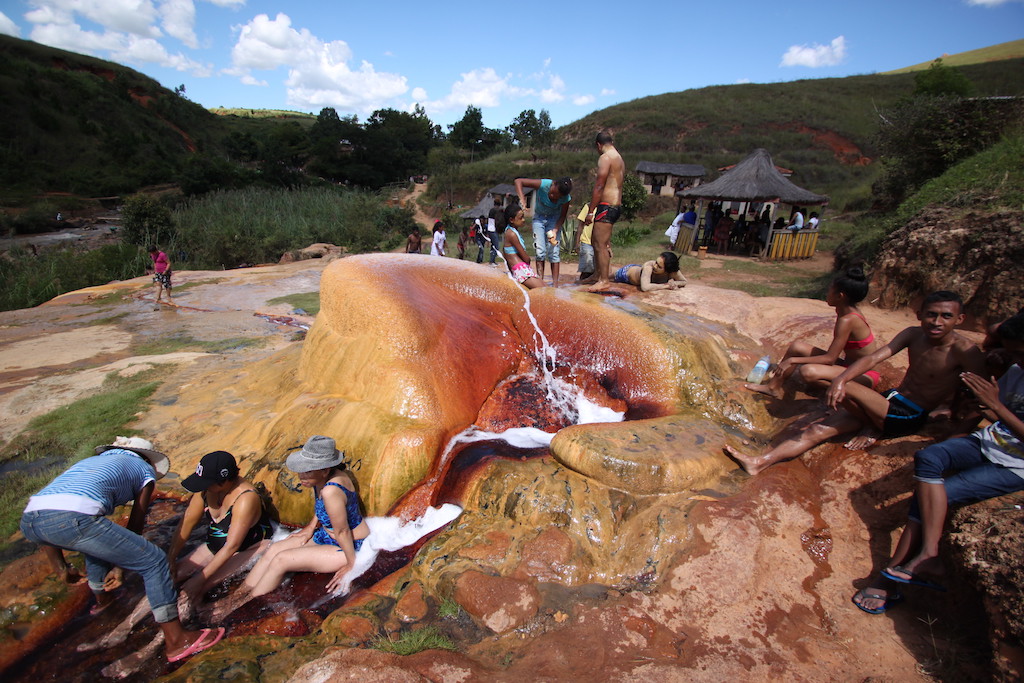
[586,220,613,292]
[208,532,308,620]
[83,538,270,651]
[723,408,864,475]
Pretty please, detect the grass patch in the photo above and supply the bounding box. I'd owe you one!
[134,332,266,355]
[84,312,129,326]
[437,597,462,619]
[0,369,165,551]
[370,625,457,655]
[268,291,320,315]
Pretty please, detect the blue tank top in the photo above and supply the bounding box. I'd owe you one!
[312,481,364,548]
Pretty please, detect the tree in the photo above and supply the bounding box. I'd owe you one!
[913,59,972,98]
[448,105,484,151]
[509,109,539,146]
[121,194,174,247]
[620,174,647,223]
[428,144,465,208]
[534,110,555,148]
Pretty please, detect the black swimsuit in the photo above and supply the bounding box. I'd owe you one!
[205,489,273,553]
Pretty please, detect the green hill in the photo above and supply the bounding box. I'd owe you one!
[884,38,1024,74]
[0,35,227,197]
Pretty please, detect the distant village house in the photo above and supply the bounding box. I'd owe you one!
[635,161,706,197]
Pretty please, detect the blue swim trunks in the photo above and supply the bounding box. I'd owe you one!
[881,390,928,437]
[613,264,639,284]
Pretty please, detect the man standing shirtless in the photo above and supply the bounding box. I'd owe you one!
[582,130,625,292]
[725,291,986,475]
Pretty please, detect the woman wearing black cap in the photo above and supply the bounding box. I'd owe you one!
[170,450,274,604]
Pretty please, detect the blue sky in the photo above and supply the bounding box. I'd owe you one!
[0,0,1021,131]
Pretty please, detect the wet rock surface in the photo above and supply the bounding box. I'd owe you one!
[0,255,1014,682]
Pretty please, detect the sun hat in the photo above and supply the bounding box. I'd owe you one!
[286,435,345,473]
[181,450,239,492]
[95,436,170,479]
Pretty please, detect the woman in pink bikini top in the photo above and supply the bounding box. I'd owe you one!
[745,264,880,399]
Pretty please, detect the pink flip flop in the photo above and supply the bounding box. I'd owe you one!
[167,627,226,663]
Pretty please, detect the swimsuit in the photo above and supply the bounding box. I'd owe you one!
[881,390,928,437]
[312,481,365,551]
[594,203,621,225]
[511,261,538,284]
[843,311,875,350]
[204,489,273,554]
[503,226,520,255]
[613,264,638,284]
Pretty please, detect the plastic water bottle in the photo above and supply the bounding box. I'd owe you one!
[746,355,771,384]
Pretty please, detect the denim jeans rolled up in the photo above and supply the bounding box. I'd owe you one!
[532,213,561,263]
[908,435,1024,522]
[20,509,179,622]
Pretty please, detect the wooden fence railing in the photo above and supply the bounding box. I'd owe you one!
[765,228,819,261]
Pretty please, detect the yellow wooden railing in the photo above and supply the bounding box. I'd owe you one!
[766,228,819,260]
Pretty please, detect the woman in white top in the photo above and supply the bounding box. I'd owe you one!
[430,221,446,256]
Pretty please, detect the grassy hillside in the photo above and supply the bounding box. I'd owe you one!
[884,38,1024,74]
[0,35,227,197]
[556,59,1024,205]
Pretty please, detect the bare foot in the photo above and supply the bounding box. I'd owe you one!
[101,633,164,679]
[743,382,782,399]
[845,430,879,450]
[586,281,613,293]
[722,445,766,476]
[577,275,598,285]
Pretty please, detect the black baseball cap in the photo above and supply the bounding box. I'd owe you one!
[182,451,239,492]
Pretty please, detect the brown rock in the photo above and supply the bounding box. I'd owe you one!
[513,527,573,581]
[453,570,540,634]
[286,647,490,682]
[459,530,512,563]
[320,612,379,645]
[394,581,428,623]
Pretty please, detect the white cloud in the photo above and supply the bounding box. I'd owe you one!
[229,13,407,113]
[600,88,615,96]
[780,35,847,68]
[27,0,160,37]
[735,77,751,84]
[0,11,21,36]
[422,67,523,113]
[411,86,427,100]
[539,74,565,103]
[30,21,126,54]
[205,0,245,6]
[160,0,198,48]
[966,0,1022,5]
[573,94,595,106]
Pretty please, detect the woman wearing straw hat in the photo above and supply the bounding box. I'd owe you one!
[19,436,225,663]
[213,436,369,616]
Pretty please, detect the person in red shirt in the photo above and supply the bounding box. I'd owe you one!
[148,246,172,309]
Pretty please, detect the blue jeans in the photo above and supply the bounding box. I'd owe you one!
[532,213,560,263]
[908,435,1024,522]
[475,232,496,263]
[578,243,595,275]
[20,509,179,622]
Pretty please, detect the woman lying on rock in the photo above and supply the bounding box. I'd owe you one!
[853,311,1024,614]
[80,450,273,656]
[745,265,880,399]
[19,437,225,664]
[210,435,369,619]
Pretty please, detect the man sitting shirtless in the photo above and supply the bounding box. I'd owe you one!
[726,291,986,475]
[610,251,687,292]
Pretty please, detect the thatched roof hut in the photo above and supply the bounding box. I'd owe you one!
[677,149,828,205]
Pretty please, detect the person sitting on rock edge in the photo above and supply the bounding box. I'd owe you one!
[725,291,986,475]
[853,310,1024,614]
[501,203,544,290]
[745,265,880,399]
[210,436,369,619]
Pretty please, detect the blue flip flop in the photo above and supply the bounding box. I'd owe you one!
[881,565,947,592]
[852,588,902,615]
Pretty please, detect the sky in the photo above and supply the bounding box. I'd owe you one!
[0,0,1021,131]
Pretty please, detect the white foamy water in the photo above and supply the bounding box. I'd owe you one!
[314,503,464,602]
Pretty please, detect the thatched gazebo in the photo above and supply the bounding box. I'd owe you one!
[675,148,829,259]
